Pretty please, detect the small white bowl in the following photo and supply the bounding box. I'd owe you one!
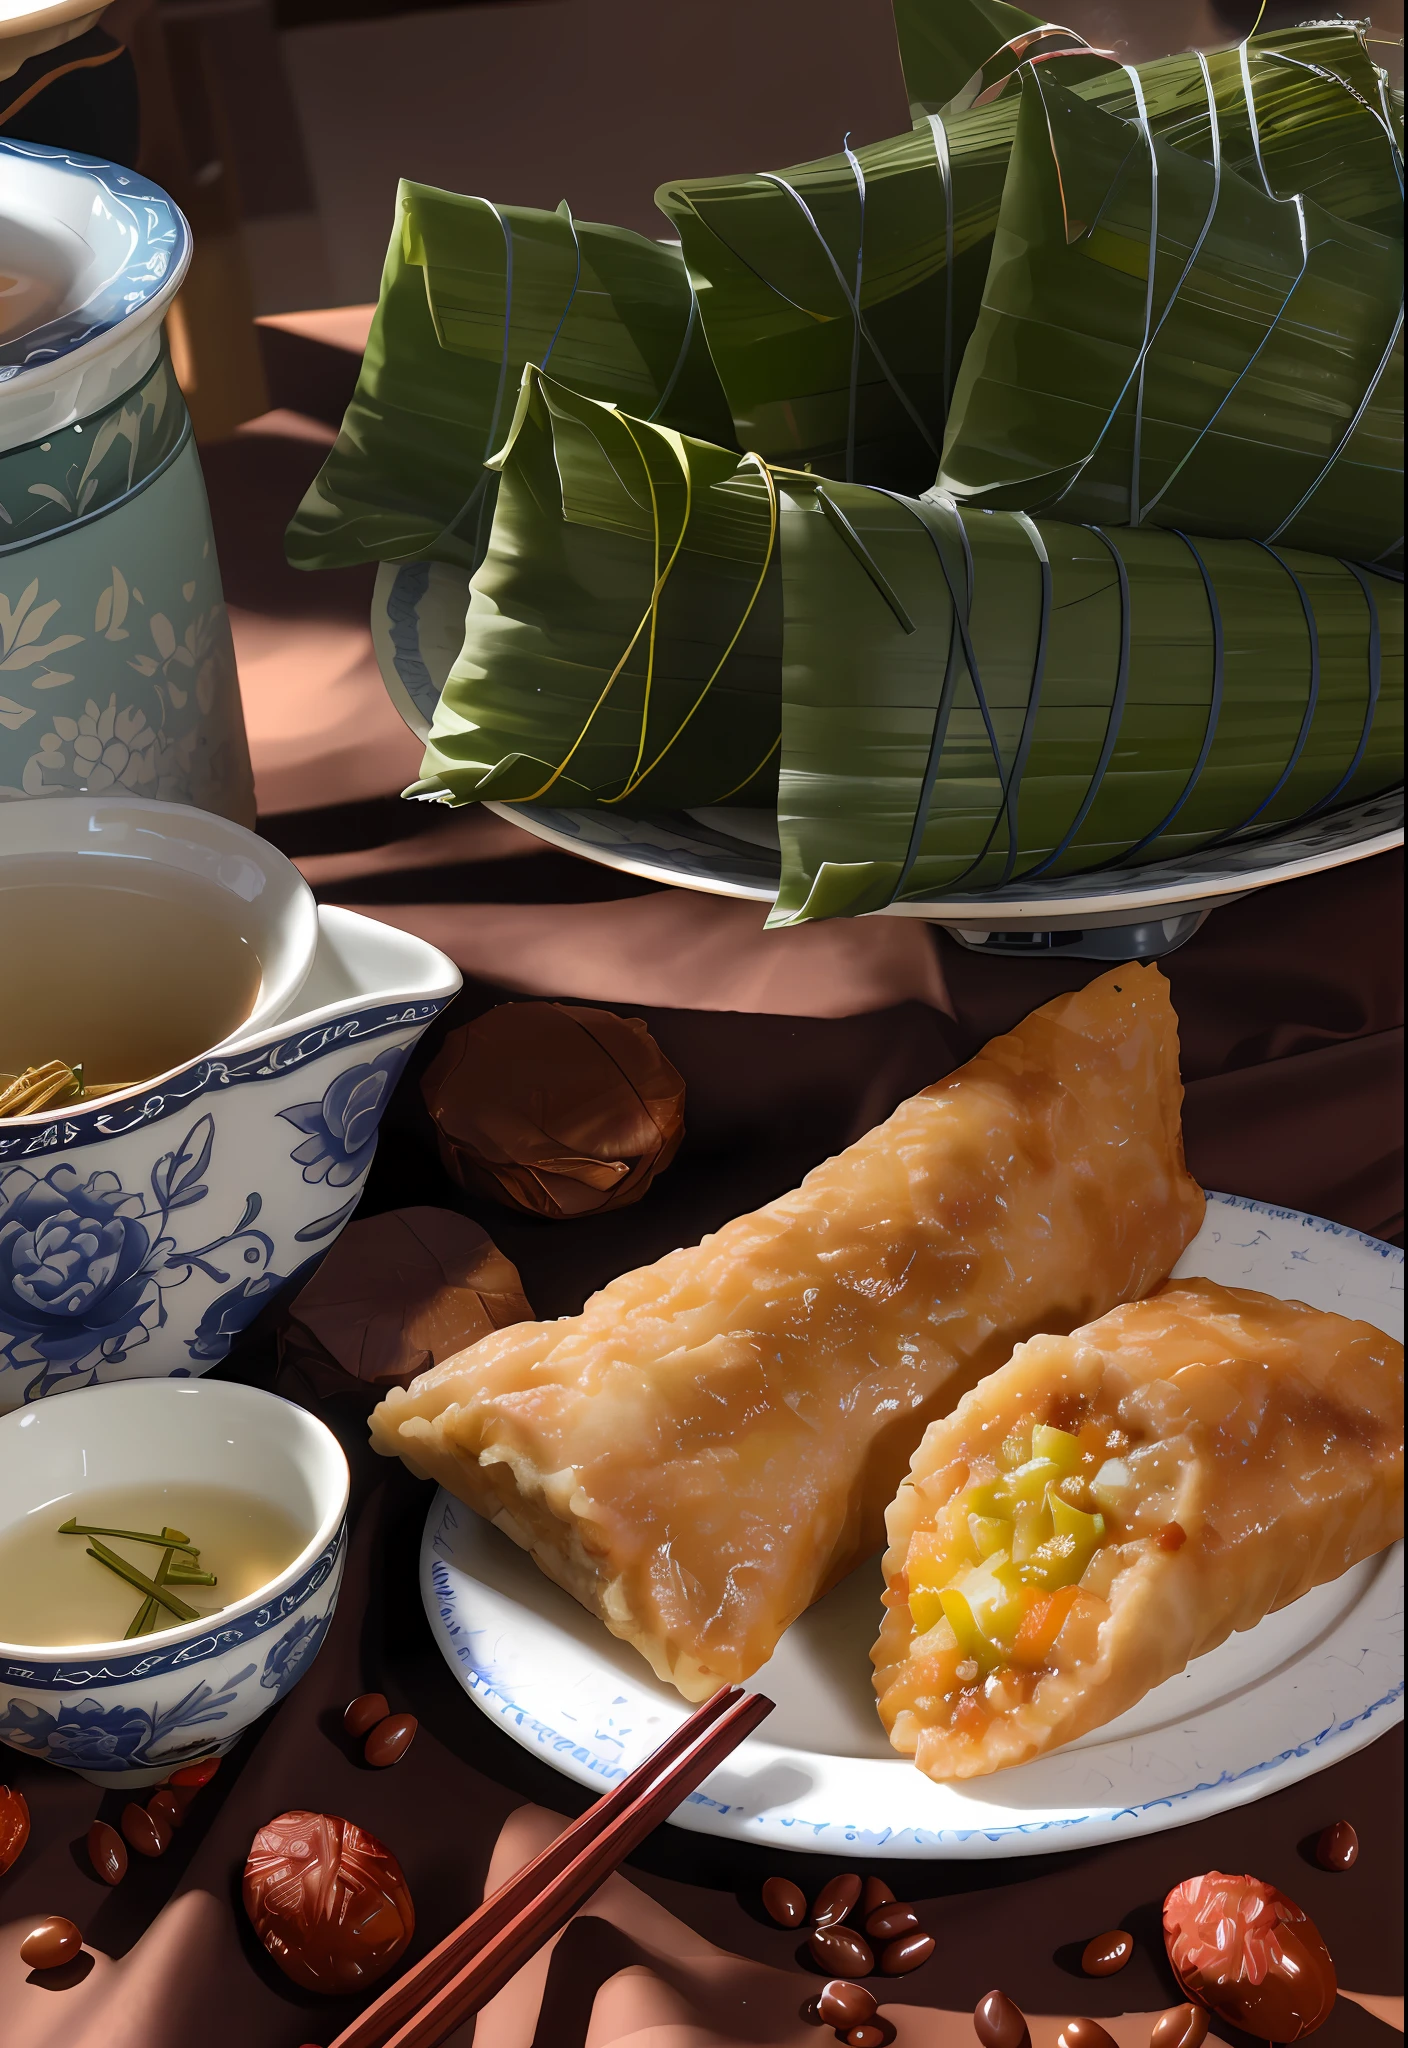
[0,1378,349,1785]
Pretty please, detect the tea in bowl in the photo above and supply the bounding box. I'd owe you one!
[0,793,319,1095]
[0,1378,349,1786]
[0,795,460,1407]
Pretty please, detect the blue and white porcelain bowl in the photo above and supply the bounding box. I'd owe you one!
[0,1377,349,1786]
[0,795,462,1408]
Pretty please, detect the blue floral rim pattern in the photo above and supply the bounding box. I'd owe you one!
[1199,1189,1408,1266]
[0,1524,345,1691]
[426,1542,1403,1851]
[0,997,451,1164]
[0,143,189,377]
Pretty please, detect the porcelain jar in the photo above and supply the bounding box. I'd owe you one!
[0,138,254,822]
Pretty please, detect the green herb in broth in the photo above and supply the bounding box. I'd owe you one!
[0,1484,308,1648]
[84,1539,201,1627]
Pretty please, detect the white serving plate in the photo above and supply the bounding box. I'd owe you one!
[421,1191,1404,1857]
[373,557,1403,955]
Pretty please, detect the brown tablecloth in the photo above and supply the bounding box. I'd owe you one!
[0,315,1401,2048]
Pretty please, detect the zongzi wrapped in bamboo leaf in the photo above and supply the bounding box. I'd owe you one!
[774,483,1402,922]
[285,182,734,575]
[410,366,781,809]
[873,1279,1404,1780]
[937,70,1404,564]
[371,965,1205,1699]
[657,14,1403,490]
[889,0,1061,123]
[412,381,1400,900]
[895,0,1404,245]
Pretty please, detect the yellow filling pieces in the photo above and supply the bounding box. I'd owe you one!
[905,1417,1126,1684]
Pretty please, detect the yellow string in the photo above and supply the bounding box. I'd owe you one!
[513,414,691,803]
[606,454,781,801]
[712,730,781,804]
[612,410,693,796]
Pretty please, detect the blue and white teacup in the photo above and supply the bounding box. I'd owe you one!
[0,794,461,1409]
[0,1378,350,1786]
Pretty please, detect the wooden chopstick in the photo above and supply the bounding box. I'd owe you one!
[381,1689,773,2048]
[328,1685,772,2048]
[327,1684,746,2048]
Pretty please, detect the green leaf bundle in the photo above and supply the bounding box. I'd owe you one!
[409,381,1399,924]
[411,367,781,809]
[937,71,1404,568]
[285,182,734,575]
[656,12,1403,493]
[773,483,1402,924]
[893,0,1404,238]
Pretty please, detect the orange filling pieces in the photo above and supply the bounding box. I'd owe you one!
[887,1402,1139,1739]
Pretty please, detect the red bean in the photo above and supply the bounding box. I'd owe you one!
[812,1871,862,1927]
[761,1875,806,1927]
[364,1711,418,1768]
[1315,1820,1359,1870]
[818,1980,878,2029]
[861,1875,895,1918]
[866,1902,920,1941]
[975,1990,1031,2048]
[344,1690,390,1739]
[87,1819,127,1886]
[808,1923,873,1978]
[879,1929,934,1974]
[121,1800,171,1858]
[1058,2021,1120,2048]
[1082,1928,1133,1975]
[20,1917,82,1969]
[1149,2005,1210,2048]
[167,1753,221,1787]
[0,1785,29,1876]
[147,1788,184,1831]
[846,2029,888,2048]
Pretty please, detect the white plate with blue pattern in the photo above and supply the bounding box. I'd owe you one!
[420,1192,1403,1856]
[373,557,1404,951]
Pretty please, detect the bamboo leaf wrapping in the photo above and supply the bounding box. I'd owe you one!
[896,0,1404,241]
[937,72,1404,568]
[772,483,1403,924]
[657,117,1009,493]
[888,0,1047,122]
[409,383,1399,922]
[411,368,781,809]
[656,19,1403,493]
[285,182,734,574]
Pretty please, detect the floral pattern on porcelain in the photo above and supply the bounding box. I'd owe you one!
[260,1610,333,1697]
[0,1008,445,1411]
[0,1525,346,1779]
[0,349,184,549]
[280,1046,410,1189]
[0,437,254,824]
[0,1113,280,1401]
[0,1671,256,1771]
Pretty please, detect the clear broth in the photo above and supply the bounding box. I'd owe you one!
[0,859,262,1089]
[0,1481,310,1647]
